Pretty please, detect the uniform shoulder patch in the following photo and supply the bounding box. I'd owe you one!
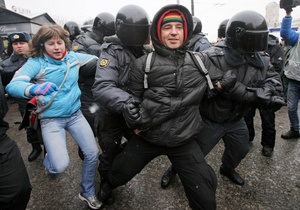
[99,58,109,67]
[72,45,79,51]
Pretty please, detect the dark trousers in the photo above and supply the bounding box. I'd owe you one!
[0,136,32,210]
[244,107,276,148]
[108,135,217,210]
[97,112,134,179]
[197,117,250,170]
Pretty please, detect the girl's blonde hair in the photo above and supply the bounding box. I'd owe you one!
[28,24,71,57]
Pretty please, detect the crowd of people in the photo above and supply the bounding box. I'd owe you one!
[0,0,299,209]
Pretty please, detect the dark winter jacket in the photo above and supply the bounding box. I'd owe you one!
[1,52,27,85]
[72,32,102,57]
[0,74,8,122]
[0,72,11,159]
[92,36,147,115]
[267,34,284,76]
[188,33,212,52]
[129,4,223,147]
[201,40,283,123]
[1,52,29,110]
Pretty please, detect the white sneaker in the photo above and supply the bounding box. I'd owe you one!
[79,193,102,209]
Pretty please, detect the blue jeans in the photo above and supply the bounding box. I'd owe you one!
[40,110,99,197]
[287,79,300,131]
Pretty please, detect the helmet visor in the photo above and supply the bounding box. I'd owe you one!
[117,23,150,46]
[238,30,269,53]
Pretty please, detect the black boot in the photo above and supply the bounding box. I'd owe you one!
[97,179,114,205]
[161,166,177,189]
[281,129,300,139]
[28,143,42,162]
[220,165,244,186]
[262,147,273,157]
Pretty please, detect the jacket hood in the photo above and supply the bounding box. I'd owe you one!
[150,4,193,55]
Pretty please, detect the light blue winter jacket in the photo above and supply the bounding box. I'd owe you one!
[5,51,97,118]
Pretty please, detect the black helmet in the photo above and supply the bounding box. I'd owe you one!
[93,12,115,37]
[217,19,229,39]
[192,16,202,35]
[226,10,269,53]
[64,21,81,41]
[115,4,150,46]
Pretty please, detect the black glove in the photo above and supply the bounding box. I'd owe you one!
[269,96,286,112]
[285,7,293,13]
[122,99,141,128]
[280,0,294,13]
[247,84,276,100]
[219,70,237,92]
[271,96,286,106]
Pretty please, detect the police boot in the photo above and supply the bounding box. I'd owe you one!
[220,165,244,186]
[28,143,42,162]
[97,178,115,205]
[161,165,177,189]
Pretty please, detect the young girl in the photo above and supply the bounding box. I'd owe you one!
[6,25,101,209]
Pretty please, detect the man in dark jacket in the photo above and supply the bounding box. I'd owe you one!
[1,32,43,162]
[161,10,285,187]
[0,68,32,210]
[95,4,238,210]
[91,5,152,205]
[244,34,285,157]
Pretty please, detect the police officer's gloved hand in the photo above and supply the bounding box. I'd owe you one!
[267,96,286,112]
[219,70,237,92]
[29,82,58,96]
[247,83,276,100]
[122,99,141,128]
[271,95,286,106]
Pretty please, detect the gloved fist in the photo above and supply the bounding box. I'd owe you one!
[247,85,276,100]
[285,7,293,13]
[122,99,141,128]
[219,70,237,91]
[269,96,286,112]
[270,96,286,106]
[280,0,294,13]
[29,82,58,96]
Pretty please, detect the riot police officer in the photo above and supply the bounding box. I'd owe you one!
[244,34,285,157]
[187,16,211,52]
[91,4,151,205]
[72,13,115,160]
[217,19,229,41]
[63,21,81,42]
